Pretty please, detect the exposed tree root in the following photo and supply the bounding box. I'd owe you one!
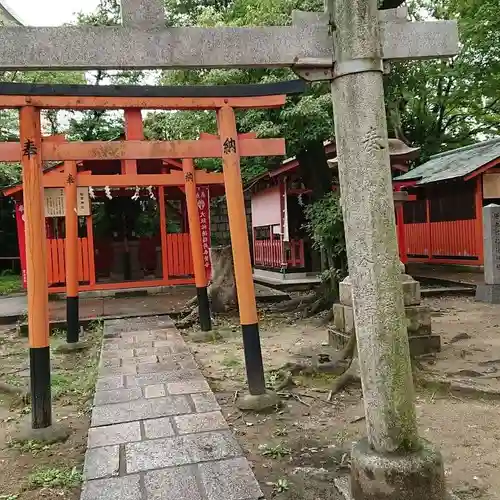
[0,382,30,404]
[328,357,360,398]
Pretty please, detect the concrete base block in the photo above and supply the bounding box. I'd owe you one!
[334,475,460,500]
[12,418,71,444]
[349,438,446,500]
[340,275,421,307]
[475,283,500,304]
[236,390,279,412]
[405,305,432,335]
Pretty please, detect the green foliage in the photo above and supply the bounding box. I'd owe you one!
[259,443,292,459]
[27,467,83,490]
[271,478,291,494]
[10,439,52,455]
[303,192,346,274]
[0,273,21,296]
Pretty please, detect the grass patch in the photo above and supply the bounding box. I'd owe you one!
[9,439,52,455]
[27,467,83,490]
[0,273,22,296]
[259,443,291,459]
[222,356,242,368]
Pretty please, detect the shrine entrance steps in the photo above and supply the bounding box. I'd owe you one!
[81,316,262,500]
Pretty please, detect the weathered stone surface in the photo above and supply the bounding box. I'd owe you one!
[330,0,419,454]
[174,411,228,435]
[405,305,432,335]
[99,364,138,376]
[476,283,500,304]
[145,384,166,398]
[198,457,263,500]
[167,379,211,395]
[0,20,458,71]
[96,376,124,392]
[143,417,176,439]
[482,204,500,285]
[81,475,141,500]
[137,361,183,374]
[350,438,446,500]
[126,369,204,387]
[191,392,221,412]
[88,422,141,448]
[340,274,421,307]
[333,303,345,331]
[145,465,202,500]
[91,396,191,426]
[101,349,135,360]
[126,431,241,472]
[94,387,143,406]
[84,445,120,480]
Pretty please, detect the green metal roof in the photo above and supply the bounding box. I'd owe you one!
[395,138,500,185]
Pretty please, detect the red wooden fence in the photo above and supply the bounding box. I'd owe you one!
[166,233,194,277]
[404,219,481,263]
[254,239,283,268]
[254,239,306,268]
[47,237,92,286]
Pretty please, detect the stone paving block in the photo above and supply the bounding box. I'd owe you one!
[143,417,176,439]
[126,431,242,473]
[126,369,204,387]
[92,396,192,426]
[81,475,141,500]
[100,358,121,368]
[198,457,263,500]
[106,340,155,350]
[145,465,202,500]
[88,422,141,448]
[99,364,138,376]
[94,387,143,406]
[137,361,183,374]
[191,392,221,412]
[144,384,166,399]
[101,349,135,360]
[96,375,124,392]
[122,355,158,365]
[84,445,120,480]
[167,379,211,395]
[135,346,172,357]
[174,411,228,435]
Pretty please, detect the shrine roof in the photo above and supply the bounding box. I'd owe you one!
[395,138,500,185]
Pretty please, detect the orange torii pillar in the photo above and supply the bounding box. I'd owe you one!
[217,106,277,409]
[64,160,80,343]
[19,106,52,429]
[183,159,212,331]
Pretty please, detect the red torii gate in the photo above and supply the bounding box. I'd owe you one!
[0,80,304,430]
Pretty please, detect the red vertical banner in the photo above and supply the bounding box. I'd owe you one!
[15,201,27,288]
[196,186,211,280]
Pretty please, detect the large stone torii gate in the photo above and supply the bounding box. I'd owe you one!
[1,1,459,498]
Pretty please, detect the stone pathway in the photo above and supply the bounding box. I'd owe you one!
[81,316,263,500]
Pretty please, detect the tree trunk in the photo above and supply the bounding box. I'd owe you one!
[208,245,237,313]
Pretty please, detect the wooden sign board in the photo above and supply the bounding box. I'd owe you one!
[44,188,91,217]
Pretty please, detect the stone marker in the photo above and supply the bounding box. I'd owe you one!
[476,204,500,303]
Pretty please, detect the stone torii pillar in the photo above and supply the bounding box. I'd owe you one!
[0,0,458,496]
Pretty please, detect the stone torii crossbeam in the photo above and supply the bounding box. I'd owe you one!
[0,1,457,70]
[1,1,459,499]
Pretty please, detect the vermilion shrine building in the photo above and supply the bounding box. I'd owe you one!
[394,138,500,267]
[250,139,420,286]
[4,111,223,292]
[1,81,303,293]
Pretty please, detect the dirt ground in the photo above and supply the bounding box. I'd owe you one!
[0,323,102,500]
[185,296,500,500]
